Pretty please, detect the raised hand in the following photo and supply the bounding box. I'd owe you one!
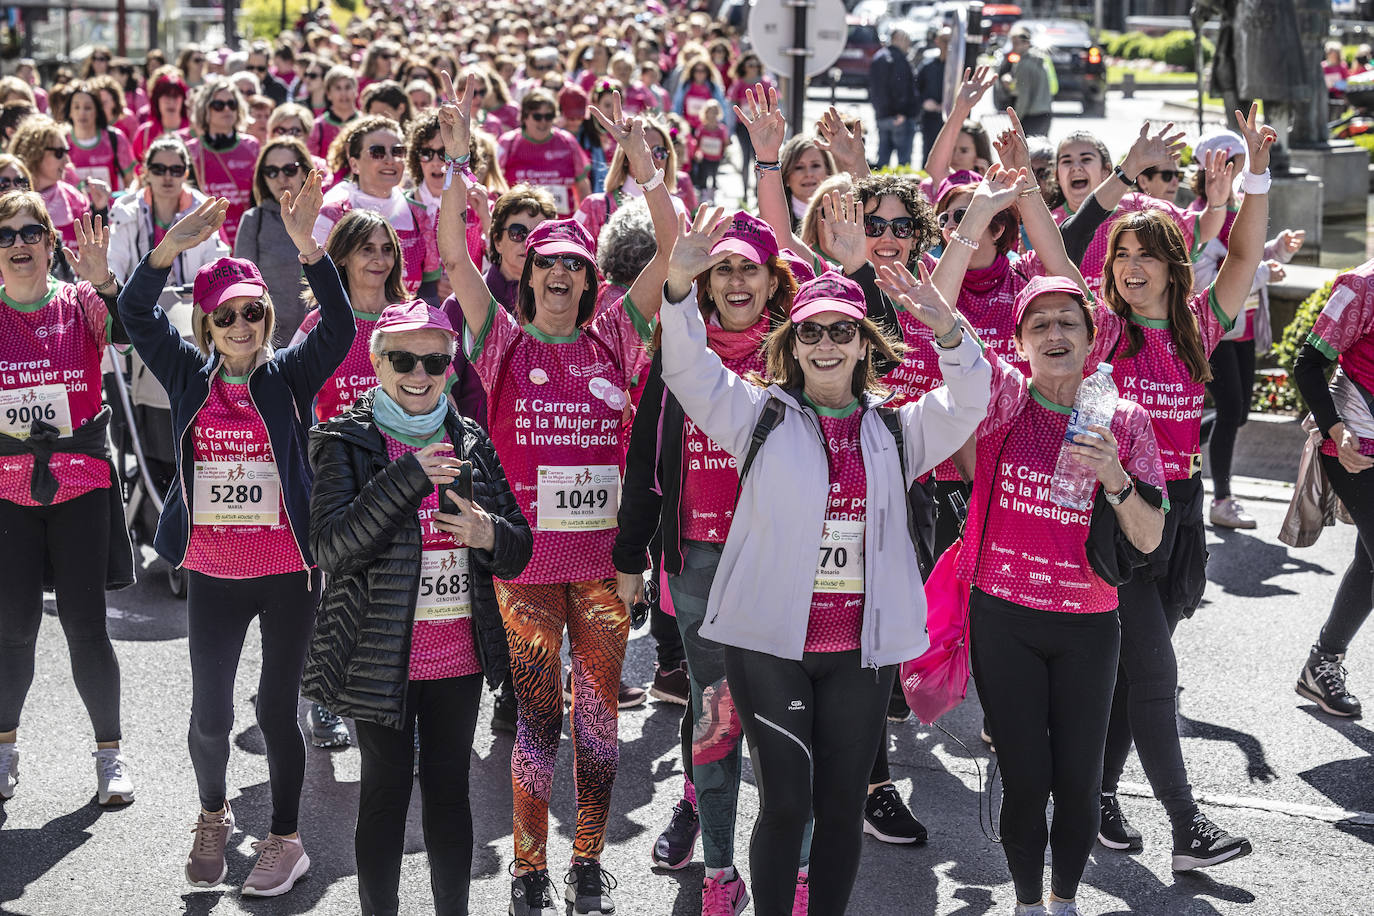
[1278,228,1306,257]
[1120,121,1186,179]
[280,169,325,252]
[993,108,1032,172]
[84,176,112,213]
[590,92,654,180]
[1202,147,1237,204]
[665,206,732,301]
[1234,101,1277,174]
[954,66,997,111]
[818,189,866,273]
[815,107,867,176]
[733,83,786,161]
[64,213,111,284]
[874,261,958,337]
[438,70,476,158]
[972,162,1031,213]
[163,197,229,254]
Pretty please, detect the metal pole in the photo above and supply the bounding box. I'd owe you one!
[116,0,127,56]
[965,1,984,75]
[1191,5,1205,136]
[788,0,809,139]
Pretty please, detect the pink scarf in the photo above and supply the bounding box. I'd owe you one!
[706,312,769,362]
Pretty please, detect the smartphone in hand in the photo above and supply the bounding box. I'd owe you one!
[437,460,473,513]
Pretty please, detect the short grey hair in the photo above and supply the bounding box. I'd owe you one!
[596,198,655,289]
[369,326,460,359]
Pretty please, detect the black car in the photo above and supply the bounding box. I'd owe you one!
[812,16,884,91]
[990,19,1106,117]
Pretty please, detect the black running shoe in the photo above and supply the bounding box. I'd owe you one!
[1171,812,1252,871]
[565,858,617,915]
[491,685,517,736]
[651,798,699,869]
[887,683,912,723]
[1296,647,1362,717]
[509,862,557,916]
[862,783,928,845]
[1097,794,1143,851]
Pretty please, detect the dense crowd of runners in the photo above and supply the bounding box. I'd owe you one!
[0,2,1370,915]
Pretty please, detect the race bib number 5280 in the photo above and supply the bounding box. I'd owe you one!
[193,461,281,525]
[536,464,620,531]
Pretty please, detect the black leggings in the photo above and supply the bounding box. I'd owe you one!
[724,646,892,916]
[970,591,1119,905]
[1206,339,1256,499]
[1316,453,1374,654]
[355,674,483,916]
[0,489,120,741]
[186,568,319,836]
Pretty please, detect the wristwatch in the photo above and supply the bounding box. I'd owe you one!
[1112,165,1136,189]
[1105,478,1134,505]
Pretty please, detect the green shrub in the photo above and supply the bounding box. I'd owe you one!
[1156,30,1214,69]
[1117,32,1149,61]
[1254,279,1336,413]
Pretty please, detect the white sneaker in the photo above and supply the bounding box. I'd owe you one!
[93,748,134,806]
[0,743,17,799]
[1209,497,1257,529]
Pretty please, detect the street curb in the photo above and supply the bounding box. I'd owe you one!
[1118,781,1374,826]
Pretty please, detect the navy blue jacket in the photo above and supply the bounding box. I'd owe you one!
[869,45,919,119]
[116,253,355,568]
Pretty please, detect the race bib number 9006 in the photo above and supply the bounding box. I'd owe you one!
[536,464,620,531]
[0,385,72,439]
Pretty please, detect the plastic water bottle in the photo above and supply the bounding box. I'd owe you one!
[1050,362,1119,511]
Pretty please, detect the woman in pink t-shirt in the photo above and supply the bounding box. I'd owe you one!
[436,74,677,913]
[132,69,190,173]
[1087,108,1274,875]
[574,114,680,250]
[496,88,593,219]
[10,116,93,247]
[183,76,260,249]
[0,193,134,810]
[303,301,532,915]
[308,66,360,165]
[65,81,135,194]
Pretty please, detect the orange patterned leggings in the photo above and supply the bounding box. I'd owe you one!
[495,578,629,870]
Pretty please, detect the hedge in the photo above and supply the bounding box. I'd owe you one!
[1254,279,1335,414]
[1100,30,1214,71]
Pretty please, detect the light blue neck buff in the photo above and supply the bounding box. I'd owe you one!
[373,386,447,440]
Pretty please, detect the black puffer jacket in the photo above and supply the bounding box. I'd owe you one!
[302,391,531,730]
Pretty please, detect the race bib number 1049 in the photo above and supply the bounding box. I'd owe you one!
[536,464,620,531]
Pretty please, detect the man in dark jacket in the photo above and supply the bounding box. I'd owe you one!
[915,28,950,168]
[869,27,920,168]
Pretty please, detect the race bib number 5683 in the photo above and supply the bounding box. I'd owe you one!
[417,548,472,621]
[536,464,620,531]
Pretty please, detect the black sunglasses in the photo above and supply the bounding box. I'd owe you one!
[208,98,238,112]
[210,300,267,327]
[273,125,304,137]
[0,176,31,192]
[937,207,967,228]
[305,71,324,79]
[531,253,586,271]
[1140,168,1181,182]
[366,144,407,160]
[795,320,859,345]
[417,147,445,162]
[864,215,916,239]
[528,111,556,123]
[381,350,452,375]
[651,145,669,162]
[248,65,268,74]
[261,163,302,179]
[92,55,111,63]
[503,222,531,243]
[0,224,47,248]
[147,162,187,177]
[47,146,71,159]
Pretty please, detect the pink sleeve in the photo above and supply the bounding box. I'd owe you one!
[1087,301,1124,367]
[1117,403,1167,495]
[1191,285,1233,355]
[466,298,522,389]
[589,295,654,379]
[978,350,1030,436]
[291,308,322,347]
[421,207,441,276]
[1311,273,1374,356]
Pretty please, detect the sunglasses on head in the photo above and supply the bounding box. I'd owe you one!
[650,145,669,162]
[147,162,187,177]
[47,146,70,159]
[0,176,31,192]
[417,147,445,162]
[1140,168,1180,182]
[863,215,916,239]
[937,207,967,228]
[210,300,267,327]
[528,111,556,123]
[365,144,407,160]
[262,162,302,179]
[208,98,238,112]
[795,319,859,345]
[273,125,304,137]
[0,224,47,248]
[531,253,586,271]
[381,350,452,375]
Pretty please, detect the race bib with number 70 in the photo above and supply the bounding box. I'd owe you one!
[536,464,620,531]
[0,385,73,439]
[416,547,472,621]
[192,461,281,525]
[813,518,865,594]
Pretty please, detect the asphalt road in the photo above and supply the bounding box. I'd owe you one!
[2,92,1373,916]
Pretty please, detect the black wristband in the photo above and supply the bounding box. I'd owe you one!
[1113,165,1136,189]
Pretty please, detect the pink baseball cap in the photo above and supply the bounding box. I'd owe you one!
[193,257,267,313]
[934,169,984,209]
[374,299,457,337]
[526,218,596,263]
[1013,274,1091,330]
[559,84,589,119]
[711,211,779,265]
[790,271,866,324]
[779,247,815,283]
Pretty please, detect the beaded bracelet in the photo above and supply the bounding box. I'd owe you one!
[950,233,979,250]
[754,159,781,173]
[442,153,471,191]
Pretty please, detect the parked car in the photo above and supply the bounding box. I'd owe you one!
[981,4,1023,45]
[990,18,1106,117]
[813,15,884,91]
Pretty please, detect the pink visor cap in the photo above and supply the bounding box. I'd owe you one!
[934,169,984,209]
[193,257,267,313]
[1013,274,1089,329]
[526,218,596,263]
[374,300,457,337]
[711,211,779,265]
[790,272,866,324]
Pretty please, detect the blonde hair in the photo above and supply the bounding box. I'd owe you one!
[192,290,277,357]
[8,116,66,183]
[191,76,247,137]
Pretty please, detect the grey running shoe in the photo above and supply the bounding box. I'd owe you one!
[93,748,134,806]
[308,703,351,748]
[185,803,234,887]
[241,833,310,896]
[0,743,17,800]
